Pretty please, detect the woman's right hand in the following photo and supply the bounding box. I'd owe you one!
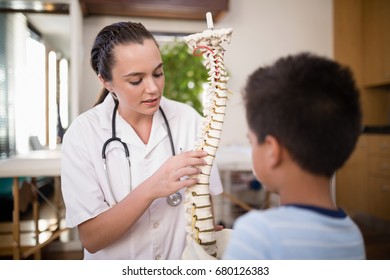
[145,150,208,199]
[78,150,208,254]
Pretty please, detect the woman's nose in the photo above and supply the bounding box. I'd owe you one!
[144,77,159,93]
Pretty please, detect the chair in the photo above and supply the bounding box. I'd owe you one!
[29,136,45,151]
[0,136,57,259]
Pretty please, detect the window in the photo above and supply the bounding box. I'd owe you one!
[0,13,68,157]
[0,13,26,158]
[23,36,46,148]
[14,19,46,154]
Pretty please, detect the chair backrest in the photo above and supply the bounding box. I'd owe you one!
[29,136,44,150]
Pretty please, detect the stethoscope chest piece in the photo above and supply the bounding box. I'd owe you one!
[166,192,182,207]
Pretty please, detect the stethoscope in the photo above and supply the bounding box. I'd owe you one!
[102,95,182,207]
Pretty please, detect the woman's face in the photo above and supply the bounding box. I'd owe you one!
[105,39,165,119]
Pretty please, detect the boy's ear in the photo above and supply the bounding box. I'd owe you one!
[98,74,112,92]
[264,135,282,168]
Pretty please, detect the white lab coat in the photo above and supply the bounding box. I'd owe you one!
[61,95,223,259]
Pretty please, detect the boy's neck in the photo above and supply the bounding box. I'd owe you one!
[276,168,336,210]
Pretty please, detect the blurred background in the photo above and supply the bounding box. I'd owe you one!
[0,0,389,260]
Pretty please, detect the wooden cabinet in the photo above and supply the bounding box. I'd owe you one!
[336,134,390,221]
[367,135,390,155]
[336,136,368,215]
[367,135,390,220]
[334,1,390,208]
[334,0,390,126]
[362,0,390,86]
[334,0,390,260]
[368,177,390,220]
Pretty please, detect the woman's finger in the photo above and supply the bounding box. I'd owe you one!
[174,166,201,180]
[175,177,198,189]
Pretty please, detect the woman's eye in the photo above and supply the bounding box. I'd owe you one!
[154,72,164,78]
[129,79,142,85]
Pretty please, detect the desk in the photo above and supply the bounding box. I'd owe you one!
[0,149,66,259]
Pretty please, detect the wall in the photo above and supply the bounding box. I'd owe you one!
[79,0,333,147]
[70,0,83,122]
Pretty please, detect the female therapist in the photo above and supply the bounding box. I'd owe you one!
[61,21,222,260]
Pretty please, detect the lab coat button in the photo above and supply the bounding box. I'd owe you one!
[155,255,161,260]
[153,222,159,228]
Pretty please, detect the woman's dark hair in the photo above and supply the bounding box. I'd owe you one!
[91,21,157,106]
[244,52,362,177]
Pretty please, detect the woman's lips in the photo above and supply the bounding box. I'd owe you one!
[142,97,159,107]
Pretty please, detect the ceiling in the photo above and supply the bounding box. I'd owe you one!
[0,0,229,20]
[1,0,229,59]
[79,0,229,21]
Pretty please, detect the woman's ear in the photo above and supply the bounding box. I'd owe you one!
[264,135,282,168]
[98,74,112,92]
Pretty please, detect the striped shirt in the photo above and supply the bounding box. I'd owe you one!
[223,205,366,260]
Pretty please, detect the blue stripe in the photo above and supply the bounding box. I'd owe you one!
[284,204,347,218]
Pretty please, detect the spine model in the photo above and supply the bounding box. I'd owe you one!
[183,13,233,258]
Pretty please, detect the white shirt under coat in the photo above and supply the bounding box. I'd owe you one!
[61,95,223,259]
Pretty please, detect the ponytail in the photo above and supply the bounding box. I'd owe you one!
[94,88,110,107]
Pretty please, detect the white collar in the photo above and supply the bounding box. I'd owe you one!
[97,95,176,153]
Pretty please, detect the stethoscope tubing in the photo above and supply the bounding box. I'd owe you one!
[101,95,182,207]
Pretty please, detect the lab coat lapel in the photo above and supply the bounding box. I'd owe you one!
[145,110,170,156]
[116,114,146,150]
[97,93,116,131]
[146,97,178,156]
[98,96,177,155]
[96,95,145,149]
[115,107,170,153]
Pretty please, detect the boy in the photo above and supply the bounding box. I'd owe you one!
[223,53,366,259]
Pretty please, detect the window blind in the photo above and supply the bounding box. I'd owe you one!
[0,13,27,159]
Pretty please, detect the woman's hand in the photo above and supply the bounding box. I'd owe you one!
[79,150,207,253]
[215,225,224,231]
[146,150,208,199]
